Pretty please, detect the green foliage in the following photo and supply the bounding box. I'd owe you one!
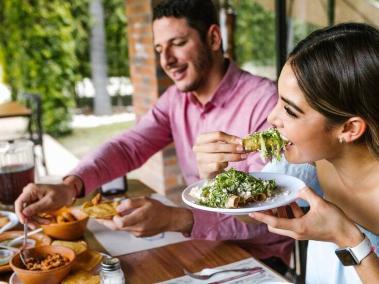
[0,0,85,135]
[0,0,129,136]
[104,0,129,77]
[231,0,276,66]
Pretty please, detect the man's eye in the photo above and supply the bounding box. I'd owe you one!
[284,105,298,118]
[173,41,186,46]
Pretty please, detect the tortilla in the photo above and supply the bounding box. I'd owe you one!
[52,240,88,255]
[0,216,9,227]
[81,193,119,219]
[62,270,100,284]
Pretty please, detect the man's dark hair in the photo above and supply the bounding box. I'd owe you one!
[153,0,219,42]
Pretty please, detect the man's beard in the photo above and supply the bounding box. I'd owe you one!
[177,46,213,92]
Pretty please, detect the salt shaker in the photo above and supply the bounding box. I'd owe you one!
[100,257,125,284]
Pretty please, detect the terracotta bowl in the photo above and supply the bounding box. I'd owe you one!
[9,245,75,284]
[41,207,89,240]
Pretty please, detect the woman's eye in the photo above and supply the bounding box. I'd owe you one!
[284,105,298,118]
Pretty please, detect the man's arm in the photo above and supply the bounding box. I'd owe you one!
[69,91,175,194]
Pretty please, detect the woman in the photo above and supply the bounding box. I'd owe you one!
[193,23,379,283]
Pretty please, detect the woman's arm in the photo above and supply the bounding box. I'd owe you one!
[250,187,379,282]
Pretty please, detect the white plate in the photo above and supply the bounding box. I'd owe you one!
[0,211,18,234]
[182,172,305,215]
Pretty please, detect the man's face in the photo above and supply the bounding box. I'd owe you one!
[153,17,213,92]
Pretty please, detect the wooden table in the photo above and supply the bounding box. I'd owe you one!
[120,240,252,283]
[0,101,31,118]
[0,179,277,283]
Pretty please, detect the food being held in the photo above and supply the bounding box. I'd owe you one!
[189,168,277,208]
[81,193,119,219]
[242,128,287,161]
[24,252,69,271]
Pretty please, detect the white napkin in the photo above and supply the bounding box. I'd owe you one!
[87,193,188,256]
[158,257,292,284]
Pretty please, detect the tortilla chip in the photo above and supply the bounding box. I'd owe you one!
[52,240,88,255]
[0,216,9,227]
[81,193,119,219]
[62,270,100,284]
[73,250,103,272]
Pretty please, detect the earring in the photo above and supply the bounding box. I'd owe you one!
[338,137,345,144]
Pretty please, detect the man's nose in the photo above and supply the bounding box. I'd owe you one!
[161,49,176,69]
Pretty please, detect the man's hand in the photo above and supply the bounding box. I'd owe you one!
[15,177,79,226]
[193,131,247,179]
[96,197,194,237]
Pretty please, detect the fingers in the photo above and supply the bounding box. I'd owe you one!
[96,219,119,231]
[117,197,148,212]
[195,131,242,146]
[297,187,321,208]
[290,202,304,218]
[193,142,245,154]
[15,183,41,223]
[250,211,301,233]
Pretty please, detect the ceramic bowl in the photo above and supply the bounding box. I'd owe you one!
[9,245,75,284]
[41,207,89,241]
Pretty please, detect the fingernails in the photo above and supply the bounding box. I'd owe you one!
[236,146,244,152]
[241,154,247,159]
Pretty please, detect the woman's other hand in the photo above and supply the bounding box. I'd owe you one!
[250,187,362,246]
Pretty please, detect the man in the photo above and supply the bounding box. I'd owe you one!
[15,0,292,273]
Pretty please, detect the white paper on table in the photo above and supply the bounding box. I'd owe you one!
[87,193,188,256]
[158,257,292,284]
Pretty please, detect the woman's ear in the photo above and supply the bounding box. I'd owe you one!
[207,24,222,51]
[339,117,367,143]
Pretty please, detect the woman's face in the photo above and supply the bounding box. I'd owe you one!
[268,63,340,163]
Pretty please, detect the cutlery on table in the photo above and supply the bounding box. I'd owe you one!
[183,266,264,280]
[19,222,29,266]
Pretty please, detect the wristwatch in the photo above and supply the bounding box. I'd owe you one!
[335,234,373,266]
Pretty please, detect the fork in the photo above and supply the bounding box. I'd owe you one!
[19,222,29,266]
[183,266,264,280]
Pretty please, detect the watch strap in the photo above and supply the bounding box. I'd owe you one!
[350,234,372,264]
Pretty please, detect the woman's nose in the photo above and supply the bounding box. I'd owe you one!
[267,107,282,128]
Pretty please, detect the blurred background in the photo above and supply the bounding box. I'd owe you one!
[0,0,378,181]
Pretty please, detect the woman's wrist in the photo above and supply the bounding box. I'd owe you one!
[335,223,364,248]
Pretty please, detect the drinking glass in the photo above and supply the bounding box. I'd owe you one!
[0,140,35,207]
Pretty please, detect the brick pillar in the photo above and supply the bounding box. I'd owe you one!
[126,0,185,194]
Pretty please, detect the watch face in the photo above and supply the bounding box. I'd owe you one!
[335,248,358,266]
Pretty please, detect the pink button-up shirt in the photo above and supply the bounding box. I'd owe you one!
[72,61,293,264]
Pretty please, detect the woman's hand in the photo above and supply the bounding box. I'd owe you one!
[250,187,362,246]
[193,131,247,179]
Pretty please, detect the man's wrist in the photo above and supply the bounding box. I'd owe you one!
[62,175,84,205]
[168,207,194,235]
